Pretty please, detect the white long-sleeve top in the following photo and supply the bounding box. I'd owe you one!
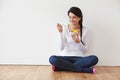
[58,24,89,57]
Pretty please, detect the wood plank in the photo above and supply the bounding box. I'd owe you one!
[0,65,119,80]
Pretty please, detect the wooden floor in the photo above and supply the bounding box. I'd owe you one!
[0,65,120,80]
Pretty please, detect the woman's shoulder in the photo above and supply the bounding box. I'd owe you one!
[82,26,88,35]
[83,26,87,29]
[83,26,88,31]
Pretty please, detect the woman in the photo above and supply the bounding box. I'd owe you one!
[49,6,98,73]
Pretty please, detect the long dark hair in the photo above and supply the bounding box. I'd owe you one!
[68,6,84,45]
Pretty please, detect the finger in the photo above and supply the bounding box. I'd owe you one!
[57,23,61,26]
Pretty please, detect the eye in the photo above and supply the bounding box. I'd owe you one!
[73,16,77,19]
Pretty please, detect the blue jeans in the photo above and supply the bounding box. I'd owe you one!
[49,55,98,73]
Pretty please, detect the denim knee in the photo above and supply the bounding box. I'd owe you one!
[49,55,59,65]
[89,55,99,64]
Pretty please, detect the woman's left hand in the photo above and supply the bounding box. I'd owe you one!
[71,31,80,43]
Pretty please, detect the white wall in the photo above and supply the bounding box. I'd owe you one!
[0,0,120,66]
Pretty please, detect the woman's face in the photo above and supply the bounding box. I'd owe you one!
[68,12,81,25]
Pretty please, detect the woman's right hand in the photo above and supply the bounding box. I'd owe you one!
[57,23,63,33]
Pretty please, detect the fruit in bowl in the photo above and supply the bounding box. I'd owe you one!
[70,29,78,35]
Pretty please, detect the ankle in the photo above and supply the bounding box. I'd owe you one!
[93,68,96,74]
[52,65,55,71]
